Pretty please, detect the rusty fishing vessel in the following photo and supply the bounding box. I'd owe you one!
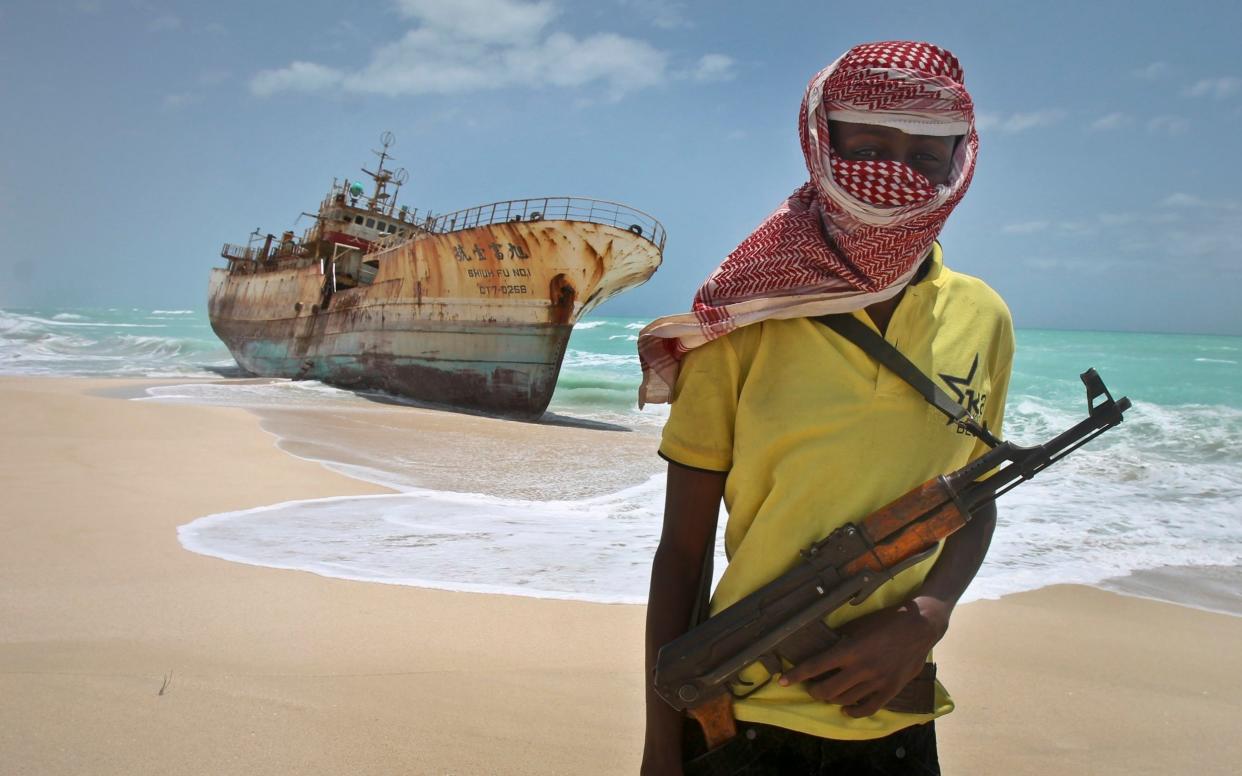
[208,133,664,418]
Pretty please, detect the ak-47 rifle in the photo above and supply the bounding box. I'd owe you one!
[653,369,1131,749]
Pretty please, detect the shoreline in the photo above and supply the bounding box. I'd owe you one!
[128,375,1239,616]
[3,376,1242,774]
[1099,563,1242,618]
[50,375,1242,614]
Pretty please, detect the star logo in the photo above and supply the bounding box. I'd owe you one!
[939,354,987,432]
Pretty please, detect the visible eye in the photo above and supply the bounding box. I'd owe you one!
[843,146,881,160]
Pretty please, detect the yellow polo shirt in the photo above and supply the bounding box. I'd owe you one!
[659,245,1014,740]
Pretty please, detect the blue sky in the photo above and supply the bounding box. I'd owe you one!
[2,0,1240,334]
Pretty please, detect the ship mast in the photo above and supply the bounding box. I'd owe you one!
[360,131,408,216]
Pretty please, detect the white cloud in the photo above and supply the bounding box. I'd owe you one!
[1162,192,1203,208]
[1114,195,1242,274]
[1056,220,1095,236]
[1088,112,1131,131]
[535,33,668,91]
[1147,114,1189,134]
[1003,110,1065,132]
[1133,61,1170,79]
[1024,256,1118,274]
[393,0,557,42]
[1001,221,1049,235]
[1005,212,1143,239]
[976,109,1065,133]
[161,92,199,110]
[251,0,688,100]
[333,29,667,98]
[1097,212,1137,227]
[619,0,693,30]
[198,68,230,86]
[251,61,345,97]
[688,54,735,83]
[1160,192,1242,212]
[147,14,181,33]
[1186,76,1242,99]
[1158,208,1242,265]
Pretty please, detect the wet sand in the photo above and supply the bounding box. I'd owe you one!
[2,376,1240,775]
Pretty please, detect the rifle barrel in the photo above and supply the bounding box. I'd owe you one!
[962,394,1129,511]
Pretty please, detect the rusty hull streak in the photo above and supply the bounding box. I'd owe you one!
[209,218,660,418]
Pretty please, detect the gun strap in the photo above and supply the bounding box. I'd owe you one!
[814,314,1000,448]
[689,544,714,628]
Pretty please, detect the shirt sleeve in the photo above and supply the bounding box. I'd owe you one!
[658,333,742,472]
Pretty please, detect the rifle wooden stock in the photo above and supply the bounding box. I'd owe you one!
[846,475,971,576]
[687,695,737,751]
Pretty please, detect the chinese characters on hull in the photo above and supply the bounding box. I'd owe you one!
[453,242,529,262]
[454,241,534,296]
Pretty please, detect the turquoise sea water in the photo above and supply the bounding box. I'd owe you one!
[3,306,1240,611]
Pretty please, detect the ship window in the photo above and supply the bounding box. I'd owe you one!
[387,224,397,233]
[376,220,386,230]
[366,218,375,228]
[354,215,364,225]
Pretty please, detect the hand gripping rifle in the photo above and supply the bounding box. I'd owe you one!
[653,369,1131,750]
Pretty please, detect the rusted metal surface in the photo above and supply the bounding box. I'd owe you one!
[425,196,666,253]
[209,135,663,417]
[209,216,661,418]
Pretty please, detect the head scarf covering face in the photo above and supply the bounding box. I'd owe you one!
[637,41,978,405]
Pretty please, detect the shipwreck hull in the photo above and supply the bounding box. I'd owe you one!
[211,313,572,417]
[209,213,662,418]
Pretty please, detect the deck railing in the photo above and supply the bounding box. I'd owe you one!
[221,243,262,262]
[426,197,666,252]
[221,242,310,263]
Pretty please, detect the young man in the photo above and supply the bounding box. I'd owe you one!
[638,42,1014,775]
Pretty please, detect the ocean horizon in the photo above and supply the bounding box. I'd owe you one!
[4,305,1239,616]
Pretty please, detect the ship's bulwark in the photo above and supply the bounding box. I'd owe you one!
[209,218,660,418]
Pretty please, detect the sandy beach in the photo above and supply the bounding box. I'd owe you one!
[2,376,1240,775]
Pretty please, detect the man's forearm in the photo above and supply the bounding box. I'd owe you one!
[912,500,997,631]
[643,463,726,774]
[643,544,702,771]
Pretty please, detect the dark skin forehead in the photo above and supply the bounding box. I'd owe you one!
[828,120,958,186]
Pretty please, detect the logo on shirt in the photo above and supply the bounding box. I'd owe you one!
[939,354,988,434]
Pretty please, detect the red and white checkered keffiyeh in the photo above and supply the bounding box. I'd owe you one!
[638,41,978,405]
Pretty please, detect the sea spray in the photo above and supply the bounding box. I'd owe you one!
[0,307,232,377]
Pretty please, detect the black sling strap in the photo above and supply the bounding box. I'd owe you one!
[686,313,998,628]
[814,313,1001,448]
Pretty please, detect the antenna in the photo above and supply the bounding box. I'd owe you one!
[372,132,395,176]
[390,167,409,214]
[363,131,398,211]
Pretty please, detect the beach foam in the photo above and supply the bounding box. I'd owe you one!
[6,306,1239,612]
[178,476,699,603]
[165,327,1242,611]
[172,390,1242,611]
